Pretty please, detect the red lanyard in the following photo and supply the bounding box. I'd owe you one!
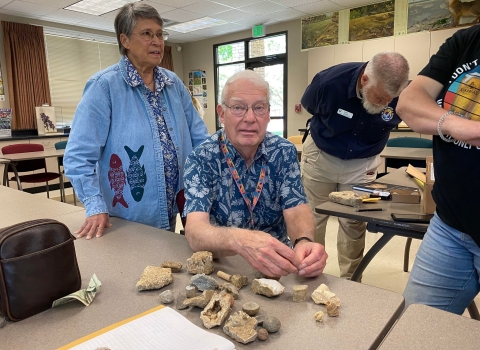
[219,132,266,228]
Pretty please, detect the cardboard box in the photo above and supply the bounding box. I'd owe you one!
[390,189,421,203]
[423,156,436,214]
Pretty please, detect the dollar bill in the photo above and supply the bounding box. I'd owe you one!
[52,274,102,308]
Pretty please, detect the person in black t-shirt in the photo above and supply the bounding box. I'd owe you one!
[397,24,480,315]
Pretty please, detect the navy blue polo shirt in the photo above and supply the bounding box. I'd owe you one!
[301,62,401,160]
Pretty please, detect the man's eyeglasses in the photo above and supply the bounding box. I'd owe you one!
[133,30,169,42]
[223,102,270,117]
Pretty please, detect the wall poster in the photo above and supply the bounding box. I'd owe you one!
[0,108,12,138]
[188,70,208,109]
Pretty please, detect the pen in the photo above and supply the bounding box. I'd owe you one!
[355,208,384,212]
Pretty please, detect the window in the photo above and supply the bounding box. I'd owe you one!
[214,32,287,137]
[45,34,120,128]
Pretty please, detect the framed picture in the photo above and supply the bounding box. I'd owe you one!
[35,106,57,135]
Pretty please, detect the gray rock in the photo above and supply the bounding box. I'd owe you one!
[242,302,260,316]
[191,273,219,291]
[255,315,265,326]
[186,284,197,298]
[175,293,189,310]
[264,316,281,333]
[221,282,239,299]
[223,311,257,344]
[159,290,174,304]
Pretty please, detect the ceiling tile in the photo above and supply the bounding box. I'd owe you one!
[148,0,200,7]
[233,14,273,27]
[239,1,287,14]
[161,8,203,22]
[3,0,57,16]
[100,9,120,19]
[22,0,78,9]
[294,0,342,15]
[182,0,231,16]
[271,0,318,6]
[142,1,175,14]
[41,9,98,23]
[212,9,252,22]
[209,0,257,8]
[265,8,306,24]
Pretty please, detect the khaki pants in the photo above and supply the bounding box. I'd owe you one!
[300,136,381,278]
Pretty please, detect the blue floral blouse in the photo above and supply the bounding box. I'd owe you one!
[183,130,307,246]
[124,57,179,219]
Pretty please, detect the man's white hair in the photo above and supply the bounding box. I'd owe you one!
[364,52,410,97]
[220,70,270,106]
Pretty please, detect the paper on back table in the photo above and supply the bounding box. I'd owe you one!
[59,306,235,350]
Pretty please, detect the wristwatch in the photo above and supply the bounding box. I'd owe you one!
[293,236,313,248]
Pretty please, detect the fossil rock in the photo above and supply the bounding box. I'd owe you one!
[242,302,260,316]
[176,293,189,310]
[136,266,173,291]
[186,251,214,275]
[329,191,362,207]
[263,316,281,333]
[191,273,219,291]
[251,278,285,297]
[329,296,341,307]
[183,290,215,309]
[314,311,325,322]
[159,290,174,304]
[326,300,339,317]
[221,282,239,299]
[257,328,268,341]
[186,284,197,298]
[292,284,308,302]
[161,261,182,272]
[223,311,258,344]
[311,284,336,305]
[200,291,232,329]
[217,270,248,289]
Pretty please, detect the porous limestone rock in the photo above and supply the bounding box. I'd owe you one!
[200,291,232,329]
[263,316,281,333]
[251,278,285,297]
[326,300,339,317]
[242,302,260,316]
[183,290,215,309]
[257,328,268,341]
[191,273,219,291]
[161,261,182,272]
[136,266,173,291]
[221,282,239,299]
[311,284,336,305]
[223,311,258,344]
[314,311,325,322]
[159,290,174,304]
[292,285,308,302]
[329,191,363,207]
[186,251,214,275]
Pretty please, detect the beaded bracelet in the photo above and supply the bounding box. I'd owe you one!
[437,111,463,143]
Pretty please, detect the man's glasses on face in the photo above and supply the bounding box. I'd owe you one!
[223,102,270,117]
[133,30,169,41]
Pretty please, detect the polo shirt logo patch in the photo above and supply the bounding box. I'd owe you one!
[337,108,353,119]
[381,107,394,121]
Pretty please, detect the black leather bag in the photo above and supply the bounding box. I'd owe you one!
[0,219,81,321]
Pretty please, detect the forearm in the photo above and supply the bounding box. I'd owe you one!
[284,204,315,243]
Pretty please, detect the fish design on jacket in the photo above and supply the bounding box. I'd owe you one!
[108,154,128,208]
[124,145,147,202]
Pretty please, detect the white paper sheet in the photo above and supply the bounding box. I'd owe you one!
[68,307,235,350]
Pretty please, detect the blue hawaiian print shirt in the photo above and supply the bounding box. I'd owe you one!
[183,130,307,246]
[124,57,179,219]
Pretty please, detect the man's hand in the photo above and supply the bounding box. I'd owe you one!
[294,241,328,277]
[75,213,111,239]
[236,231,301,278]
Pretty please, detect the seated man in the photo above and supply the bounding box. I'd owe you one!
[183,70,327,278]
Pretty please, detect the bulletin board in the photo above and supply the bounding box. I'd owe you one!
[188,70,208,109]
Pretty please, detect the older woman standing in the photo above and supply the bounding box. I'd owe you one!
[64,2,209,239]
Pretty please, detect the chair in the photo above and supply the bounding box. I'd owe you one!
[55,141,77,206]
[287,135,303,161]
[2,143,64,199]
[383,137,433,173]
[379,137,433,272]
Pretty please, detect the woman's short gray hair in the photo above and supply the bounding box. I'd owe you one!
[220,70,270,106]
[114,2,164,55]
[364,52,410,97]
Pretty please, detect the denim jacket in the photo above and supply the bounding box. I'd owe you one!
[64,57,209,229]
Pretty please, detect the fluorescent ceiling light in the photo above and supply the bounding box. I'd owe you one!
[166,17,228,34]
[65,0,139,16]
